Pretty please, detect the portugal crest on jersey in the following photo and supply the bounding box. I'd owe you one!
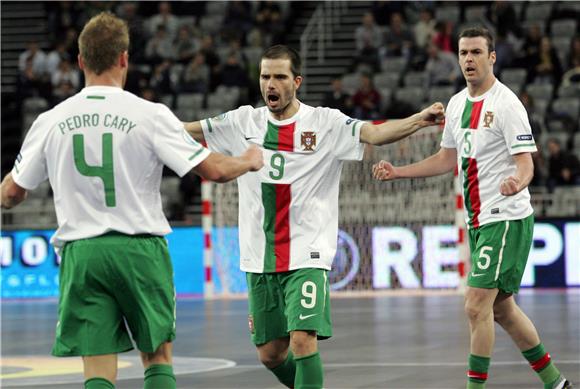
[483,111,494,128]
[301,131,316,151]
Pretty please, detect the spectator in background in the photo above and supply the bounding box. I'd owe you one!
[174,25,198,64]
[352,73,381,120]
[140,87,158,103]
[546,138,580,189]
[147,1,179,40]
[222,1,254,42]
[198,35,221,91]
[322,77,353,116]
[180,52,210,94]
[384,12,415,61]
[530,145,548,188]
[432,21,454,53]
[424,42,461,88]
[145,25,174,65]
[149,60,173,96]
[518,91,543,139]
[531,36,563,85]
[489,1,521,39]
[518,23,543,72]
[255,1,283,46]
[562,35,580,85]
[47,1,83,41]
[63,27,80,60]
[18,41,47,78]
[45,42,70,75]
[372,0,405,27]
[414,9,436,52]
[354,12,383,72]
[221,52,249,90]
[51,59,80,103]
[117,1,147,63]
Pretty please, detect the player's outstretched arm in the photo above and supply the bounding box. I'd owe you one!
[360,102,445,145]
[373,147,457,181]
[499,152,534,196]
[183,121,205,143]
[193,144,263,183]
[0,173,27,209]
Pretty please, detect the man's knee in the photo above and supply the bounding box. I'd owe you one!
[464,288,497,322]
[141,342,172,369]
[493,294,515,325]
[257,338,290,368]
[290,330,317,357]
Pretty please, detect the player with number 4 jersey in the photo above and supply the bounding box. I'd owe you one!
[1,12,262,389]
[185,44,445,389]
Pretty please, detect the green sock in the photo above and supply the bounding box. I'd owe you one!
[84,377,115,389]
[295,352,323,389]
[522,343,562,389]
[467,354,490,389]
[144,364,176,389]
[268,350,296,388]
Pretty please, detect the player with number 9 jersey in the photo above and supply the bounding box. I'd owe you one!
[202,104,364,273]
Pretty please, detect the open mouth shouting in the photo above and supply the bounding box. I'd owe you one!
[464,66,476,76]
[267,92,280,108]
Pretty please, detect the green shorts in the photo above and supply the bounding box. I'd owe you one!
[52,233,176,357]
[246,268,332,345]
[467,215,534,293]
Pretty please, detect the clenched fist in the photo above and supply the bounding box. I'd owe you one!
[372,160,398,181]
[243,144,264,171]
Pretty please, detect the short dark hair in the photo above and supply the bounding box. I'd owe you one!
[261,44,302,77]
[458,27,495,53]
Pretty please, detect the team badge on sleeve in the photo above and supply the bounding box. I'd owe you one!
[301,131,316,151]
[483,111,494,128]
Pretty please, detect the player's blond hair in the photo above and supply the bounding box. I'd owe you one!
[78,12,129,75]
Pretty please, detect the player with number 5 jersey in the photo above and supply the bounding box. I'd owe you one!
[1,12,263,389]
[185,44,445,389]
[372,27,571,389]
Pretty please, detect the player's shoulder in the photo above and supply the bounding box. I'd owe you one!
[493,81,521,103]
[311,105,348,120]
[446,88,468,111]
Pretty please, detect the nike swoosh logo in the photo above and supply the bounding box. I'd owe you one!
[299,313,318,320]
[245,136,259,141]
[471,273,485,277]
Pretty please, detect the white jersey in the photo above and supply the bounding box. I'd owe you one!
[12,85,210,250]
[441,80,536,228]
[202,103,365,273]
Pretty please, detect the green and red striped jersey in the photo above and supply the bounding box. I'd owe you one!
[202,103,365,273]
[441,80,536,229]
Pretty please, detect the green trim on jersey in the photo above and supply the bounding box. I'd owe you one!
[205,118,213,133]
[511,143,536,149]
[264,121,280,151]
[86,95,105,100]
[262,182,277,272]
[188,148,205,161]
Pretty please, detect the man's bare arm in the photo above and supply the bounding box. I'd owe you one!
[500,152,534,196]
[360,102,445,145]
[193,145,263,183]
[1,173,28,209]
[183,121,205,143]
[372,147,457,181]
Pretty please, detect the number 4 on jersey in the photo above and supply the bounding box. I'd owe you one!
[73,133,116,207]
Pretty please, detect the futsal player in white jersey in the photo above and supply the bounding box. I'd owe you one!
[184,44,444,389]
[0,12,263,389]
[373,27,572,389]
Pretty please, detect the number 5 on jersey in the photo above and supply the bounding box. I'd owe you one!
[73,133,116,207]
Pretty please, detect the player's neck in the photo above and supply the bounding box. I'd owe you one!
[466,75,496,98]
[271,99,300,121]
[83,70,124,89]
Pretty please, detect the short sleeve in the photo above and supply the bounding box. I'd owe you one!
[327,109,365,161]
[152,104,210,177]
[201,108,246,155]
[440,118,457,149]
[12,114,49,190]
[501,99,537,155]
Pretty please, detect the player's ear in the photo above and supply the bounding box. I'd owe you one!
[78,54,84,70]
[294,75,303,90]
[489,51,496,66]
[119,51,129,69]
